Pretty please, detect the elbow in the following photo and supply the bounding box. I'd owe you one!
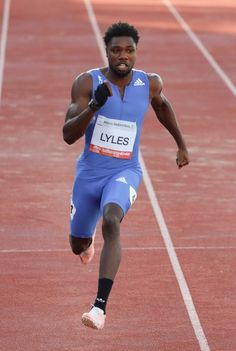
[63,133,75,145]
[63,136,74,145]
[63,126,73,145]
[62,126,83,145]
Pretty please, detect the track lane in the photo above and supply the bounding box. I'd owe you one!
[169,0,236,85]
[1,0,236,350]
[0,0,201,350]
[92,0,236,349]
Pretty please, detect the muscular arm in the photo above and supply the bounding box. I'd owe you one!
[63,73,95,145]
[149,73,189,168]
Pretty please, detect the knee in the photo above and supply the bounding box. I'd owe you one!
[102,213,120,240]
[69,235,92,255]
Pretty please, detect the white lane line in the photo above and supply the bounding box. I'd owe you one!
[0,0,11,105]
[162,0,236,97]
[83,1,210,350]
[83,0,107,64]
[0,248,70,253]
[126,246,236,251]
[139,154,211,351]
[1,246,236,254]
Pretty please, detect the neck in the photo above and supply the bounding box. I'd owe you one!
[103,67,133,86]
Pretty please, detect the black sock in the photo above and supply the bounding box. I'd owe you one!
[94,278,113,314]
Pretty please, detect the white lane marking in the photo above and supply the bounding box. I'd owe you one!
[84,1,211,350]
[0,249,70,253]
[162,0,236,97]
[139,154,211,351]
[1,246,236,254]
[0,0,11,105]
[83,0,107,64]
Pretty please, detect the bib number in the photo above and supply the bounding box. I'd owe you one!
[90,115,137,159]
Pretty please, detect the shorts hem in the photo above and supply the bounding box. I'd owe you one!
[101,199,127,215]
[70,232,94,239]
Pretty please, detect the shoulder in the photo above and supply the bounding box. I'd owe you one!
[147,73,163,93]
[70,72,93,101]
[72,72,93,90]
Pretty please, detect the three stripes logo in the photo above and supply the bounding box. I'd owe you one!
[134,78,145,86]
[115,177,127,184]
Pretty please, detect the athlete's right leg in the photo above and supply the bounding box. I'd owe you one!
[69,175,101,260]
[69,235,92,255]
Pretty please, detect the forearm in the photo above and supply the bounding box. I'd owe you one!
[63,105,94,145]
[155,100,187,149]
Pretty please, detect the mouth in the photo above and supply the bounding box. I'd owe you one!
[116,63,129,71]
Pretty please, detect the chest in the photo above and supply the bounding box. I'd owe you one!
[117,85,126,99]
[104,82,149,120]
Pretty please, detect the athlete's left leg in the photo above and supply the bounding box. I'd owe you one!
[81,169,142,329]
[81,203,123,330]
[97,169,141,308]
[100,203,123,280]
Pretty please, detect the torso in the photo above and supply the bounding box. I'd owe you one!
[76,67,150,178]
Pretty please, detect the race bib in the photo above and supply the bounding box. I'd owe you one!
[90,115,137,159]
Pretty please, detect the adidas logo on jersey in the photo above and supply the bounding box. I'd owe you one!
[134,78,145,86]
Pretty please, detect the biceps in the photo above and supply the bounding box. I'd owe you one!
[65,96,90,122]
[65,103,78,122]
[151,92,166,110]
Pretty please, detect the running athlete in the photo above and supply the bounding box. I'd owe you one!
[63,22,189,330]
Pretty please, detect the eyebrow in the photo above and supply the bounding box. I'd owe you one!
[110,45,135,49]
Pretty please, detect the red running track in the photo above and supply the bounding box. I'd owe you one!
[0,0,236,350]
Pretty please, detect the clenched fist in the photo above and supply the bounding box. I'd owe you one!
[89,81,113,111]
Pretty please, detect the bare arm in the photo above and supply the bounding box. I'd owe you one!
[149,73,189,168]
[63,73,95,145]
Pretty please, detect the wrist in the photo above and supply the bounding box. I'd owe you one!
[176,137,187,150]
[88,99,100,111]
[178,144,187,151]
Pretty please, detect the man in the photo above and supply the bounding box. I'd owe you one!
[63,22,189,330]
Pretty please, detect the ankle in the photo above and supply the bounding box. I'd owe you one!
[94,278,113,313]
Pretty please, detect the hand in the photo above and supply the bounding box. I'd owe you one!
[176,148,189,169]
[89,81,112,111]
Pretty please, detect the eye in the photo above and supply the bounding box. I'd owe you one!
[127,48,135,54]
[111,48,120,54]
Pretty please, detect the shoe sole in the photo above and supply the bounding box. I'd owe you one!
[79,235,95,264]
[79,250,94,264]
[81,315,104,330]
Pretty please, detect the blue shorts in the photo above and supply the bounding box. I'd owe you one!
[70,168,142,238]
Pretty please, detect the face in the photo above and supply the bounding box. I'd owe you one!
[106,36,137,77]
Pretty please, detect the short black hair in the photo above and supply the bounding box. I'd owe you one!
[103,22,140,46]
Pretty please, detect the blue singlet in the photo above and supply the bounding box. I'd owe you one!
[70,68,150,237]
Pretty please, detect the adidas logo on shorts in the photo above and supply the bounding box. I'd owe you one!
[115,176,127,184]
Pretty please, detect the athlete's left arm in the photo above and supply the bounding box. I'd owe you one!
[148,73,190,168]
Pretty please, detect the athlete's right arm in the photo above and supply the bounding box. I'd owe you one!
[63,73,112,145]
[63,73,94,145]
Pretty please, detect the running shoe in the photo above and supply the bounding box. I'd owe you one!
[81,306,106,330]
[79,233,95,264]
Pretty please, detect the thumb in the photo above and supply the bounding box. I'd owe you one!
[103,81,113,96]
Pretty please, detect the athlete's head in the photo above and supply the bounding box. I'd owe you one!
[103,22,140,77]
[103,22,140,47]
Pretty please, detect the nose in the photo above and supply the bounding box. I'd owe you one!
[118,50,128,60]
